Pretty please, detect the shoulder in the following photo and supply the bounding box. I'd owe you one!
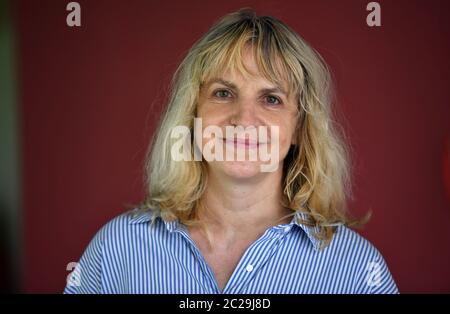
[329,224,379,256]
[326,225,399,293]
[98,207,161,233]
[327,224,387,267]
[89,208,165,248]
[63,208,162,293]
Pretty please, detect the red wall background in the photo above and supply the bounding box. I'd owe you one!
[17,0,450,293]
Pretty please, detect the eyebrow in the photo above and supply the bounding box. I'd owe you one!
[206,78,289,96]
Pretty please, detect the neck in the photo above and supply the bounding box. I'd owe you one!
[194,166,293,246]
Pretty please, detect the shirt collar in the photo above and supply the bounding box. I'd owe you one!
[291,211,325,251]
[128,208,325,251]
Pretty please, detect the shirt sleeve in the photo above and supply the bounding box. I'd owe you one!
[353,241,399,294]
[63,226,105,294]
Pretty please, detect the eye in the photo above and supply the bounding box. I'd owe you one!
[265,95,282,105]
[213,89,232,98]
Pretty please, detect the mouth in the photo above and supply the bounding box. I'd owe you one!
[220,137,266,149]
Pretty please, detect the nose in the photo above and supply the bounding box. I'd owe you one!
[229,98,260,128]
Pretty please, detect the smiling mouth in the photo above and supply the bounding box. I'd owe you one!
[220,137,267,148]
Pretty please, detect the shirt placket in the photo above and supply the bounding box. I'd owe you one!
[223,224,294,294]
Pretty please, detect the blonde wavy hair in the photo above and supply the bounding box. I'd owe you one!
[132,8,367,249]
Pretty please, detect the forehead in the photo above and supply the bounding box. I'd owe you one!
[202,46,291,95]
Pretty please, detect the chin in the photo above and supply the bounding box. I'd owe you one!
[213,160,264,180]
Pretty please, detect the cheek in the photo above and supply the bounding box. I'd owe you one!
[278,120,298,155]
[278,127,292,153]
[197,104,227,125]
[194,109,226,149]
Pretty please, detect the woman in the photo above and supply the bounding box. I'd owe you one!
[64,9,398,294]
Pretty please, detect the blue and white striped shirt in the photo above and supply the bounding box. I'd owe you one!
[64,208,398,294]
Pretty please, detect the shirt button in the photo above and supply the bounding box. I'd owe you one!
[246,264,254,272]
[283,226,291,233]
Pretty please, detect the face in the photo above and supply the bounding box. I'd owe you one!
[196,46,299,181]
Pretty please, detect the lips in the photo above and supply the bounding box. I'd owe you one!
[220,137,266,148]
